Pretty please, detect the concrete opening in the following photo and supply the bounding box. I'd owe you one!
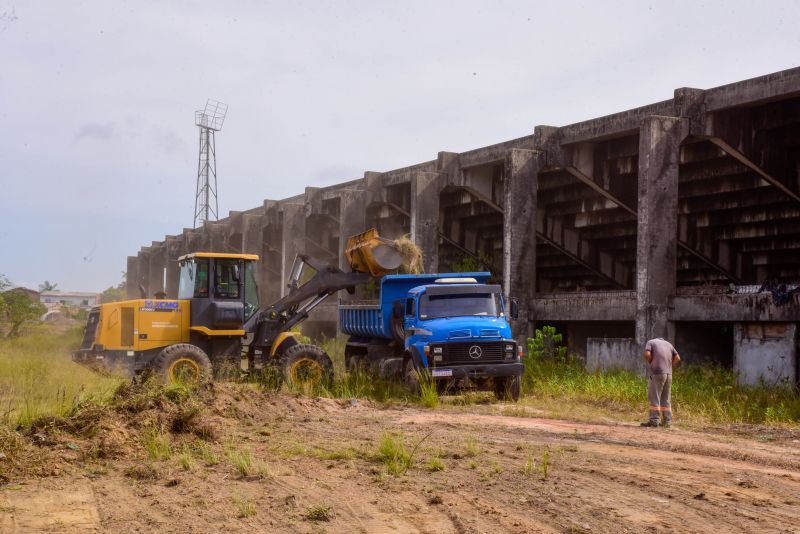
[536,136,638,293]
[677,96,800,287]
[439,167,504,278]
[673,321,734,367]
[366,183,411,240]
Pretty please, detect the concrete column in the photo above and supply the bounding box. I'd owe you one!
[503,149,544,343]
[734,323,797,386]
[226,212,245,252]
[338,186,367,271]
[147,242,167,298]
[410,172,442,273]
[281,202,306,297]
[242,213,265,302]
[635,116,688,345]
[125,256,140,299]
[135,248,151,298]
[165,235,186,299]
[262,201,283,304]
[206,221,228,252]
[185,228,205,255]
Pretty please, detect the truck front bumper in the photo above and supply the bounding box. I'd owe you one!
[430,362,524,379]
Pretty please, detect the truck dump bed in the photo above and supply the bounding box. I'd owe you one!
[338,272,491,339]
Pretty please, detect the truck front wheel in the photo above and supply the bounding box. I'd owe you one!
[279,344,334,387]
[403,357,421,395]
[494,375,521,402]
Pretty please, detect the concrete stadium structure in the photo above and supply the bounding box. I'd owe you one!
[128,67,800,386]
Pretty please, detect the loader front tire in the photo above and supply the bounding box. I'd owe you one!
[279,344,333,387]
[154,344,212,385]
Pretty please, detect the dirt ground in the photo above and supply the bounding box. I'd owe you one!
[2,385,799,533]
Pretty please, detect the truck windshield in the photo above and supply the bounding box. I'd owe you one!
[418,293,500,319]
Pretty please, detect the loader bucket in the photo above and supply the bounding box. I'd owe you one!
[345,228,404,277]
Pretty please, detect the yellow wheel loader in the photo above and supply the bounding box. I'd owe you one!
[74,230,403,386]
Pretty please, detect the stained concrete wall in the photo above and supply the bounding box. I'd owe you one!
[734,323,797,386]
[586,338,644,374]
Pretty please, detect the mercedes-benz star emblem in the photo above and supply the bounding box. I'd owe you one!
[468,345,482,359]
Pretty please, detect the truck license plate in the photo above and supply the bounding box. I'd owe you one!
[432,369,452,377]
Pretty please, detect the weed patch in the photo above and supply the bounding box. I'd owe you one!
[233,494,256,518]
[142,426,171,461]
[304,504,333,522]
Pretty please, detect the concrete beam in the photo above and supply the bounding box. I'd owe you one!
[670,292,800,322]
[704,67,800,112]
[558,100,674,145]
[457,136,536,169]
[636,116,688,344]
[533,291,636,322]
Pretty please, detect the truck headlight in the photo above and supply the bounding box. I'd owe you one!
[505,343,514,360]
[433,347,443,354]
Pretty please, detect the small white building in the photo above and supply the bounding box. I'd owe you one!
[40,291,101,309]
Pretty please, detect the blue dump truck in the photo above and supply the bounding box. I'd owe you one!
[339,272,524,400]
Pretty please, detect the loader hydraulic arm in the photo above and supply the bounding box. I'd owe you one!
[245,254,370,350]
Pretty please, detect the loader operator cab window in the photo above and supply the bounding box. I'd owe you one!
[214,259,241,299]
[178,259,209,299]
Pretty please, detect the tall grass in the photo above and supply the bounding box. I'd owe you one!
[0,324,124,428]
[522,358,800,425]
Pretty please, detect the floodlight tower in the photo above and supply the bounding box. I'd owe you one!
[194,99,228,228]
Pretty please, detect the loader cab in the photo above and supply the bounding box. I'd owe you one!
[177,253,260,332]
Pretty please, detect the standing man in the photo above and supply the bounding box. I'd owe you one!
[641,337,681,428]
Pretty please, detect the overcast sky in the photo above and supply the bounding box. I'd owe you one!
[1,0,799,292]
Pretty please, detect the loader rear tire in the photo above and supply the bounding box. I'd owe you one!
[154,344,212,385]
[279,344,333,387]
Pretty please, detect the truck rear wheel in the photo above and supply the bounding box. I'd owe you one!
[279,344,334,387]
[154,344,212,385]
[494,375,521,402]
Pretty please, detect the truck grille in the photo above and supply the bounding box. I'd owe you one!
[80,310,100,350]
[434,341,510,364]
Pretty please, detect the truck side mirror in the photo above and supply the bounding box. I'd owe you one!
[509,298,519,320]
[392,300,404,319]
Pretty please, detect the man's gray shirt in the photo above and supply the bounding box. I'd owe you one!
[645,338,677,374]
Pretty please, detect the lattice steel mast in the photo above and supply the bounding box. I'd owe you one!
[194,99,228,228]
